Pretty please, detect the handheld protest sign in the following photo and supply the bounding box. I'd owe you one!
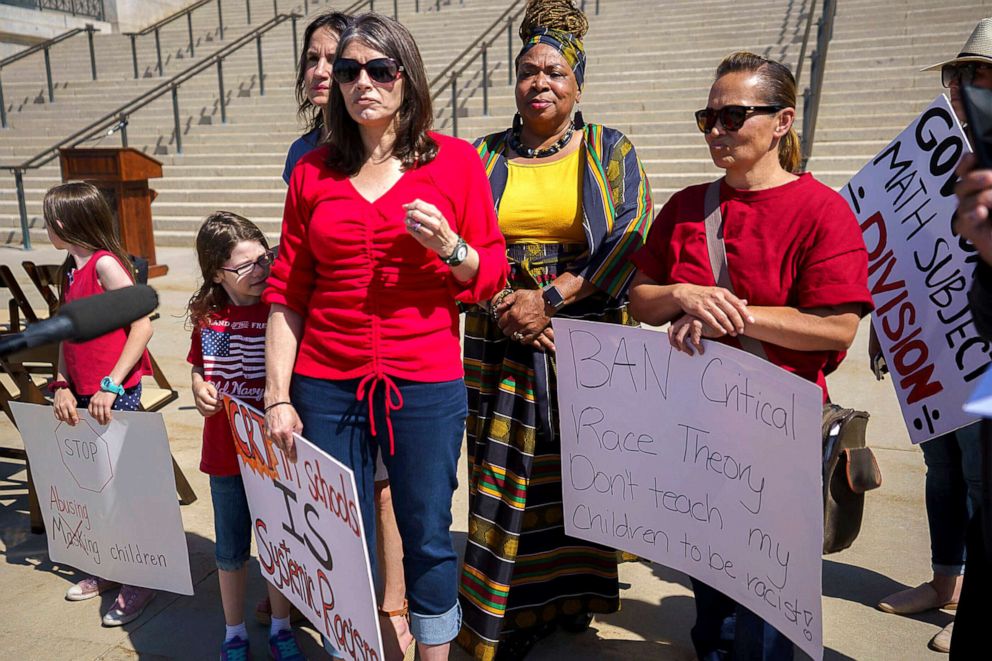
[10,403,193,594]
[841,94,981,444]
[222,395,383,661]
[553,319,824,659]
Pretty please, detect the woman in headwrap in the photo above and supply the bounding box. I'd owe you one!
[457,1,652,658]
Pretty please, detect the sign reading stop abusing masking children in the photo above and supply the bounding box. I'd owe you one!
[222,395,382,661]
[841,94,983,444]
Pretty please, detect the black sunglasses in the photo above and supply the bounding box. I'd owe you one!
[332,57,405,84]
[694,105,785,133]
[219,250,275,277]
[942,62,992,88]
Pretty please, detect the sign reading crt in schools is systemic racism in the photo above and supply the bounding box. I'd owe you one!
[222,395,382,661]
[553,319,824,659]
[842,94,981,444]
[10,403,193,595]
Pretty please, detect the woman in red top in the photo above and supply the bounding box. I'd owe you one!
[629,52,873,660]
[263,13,508,661]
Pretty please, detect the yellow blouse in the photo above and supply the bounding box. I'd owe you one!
[499,149,586,244]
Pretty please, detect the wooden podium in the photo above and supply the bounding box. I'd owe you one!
[59,148,168,278]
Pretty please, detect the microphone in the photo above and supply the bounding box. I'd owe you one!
[0,284,159,357]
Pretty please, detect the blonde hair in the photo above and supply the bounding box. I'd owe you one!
[716,51,801,173]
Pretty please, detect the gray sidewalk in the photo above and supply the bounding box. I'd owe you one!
[0,246,949,660]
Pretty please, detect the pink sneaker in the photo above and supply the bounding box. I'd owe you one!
[101,585,155,626]
[65,577,119,601]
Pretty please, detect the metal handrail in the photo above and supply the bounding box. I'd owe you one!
[123,0,227,78]
[0,25,100,127]
[799,0,837,171]
[3,12,301,249]
[428,0,527,137]
[793,0,817,90]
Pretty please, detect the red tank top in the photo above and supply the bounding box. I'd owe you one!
[62,250,152,395]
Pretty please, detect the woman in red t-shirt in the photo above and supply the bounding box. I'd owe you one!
[263,14,508,661]
[629,52,873,660]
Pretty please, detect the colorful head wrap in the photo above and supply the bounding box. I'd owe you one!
[516,27,586,89]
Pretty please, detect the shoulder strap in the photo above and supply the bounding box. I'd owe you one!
[702,180,768,360]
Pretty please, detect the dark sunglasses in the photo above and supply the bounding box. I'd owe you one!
[694,105,785,133]
[942,62,992,88]
[332,57,404,84]
[219,250,275,277]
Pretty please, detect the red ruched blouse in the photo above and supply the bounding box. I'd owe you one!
[264,133,508,447]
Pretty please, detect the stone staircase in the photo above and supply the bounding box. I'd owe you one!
[2,0,991,247]
[0,0,513,245]
[805,0,992,183]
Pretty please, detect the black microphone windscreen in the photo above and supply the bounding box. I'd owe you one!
[60,285,159,342]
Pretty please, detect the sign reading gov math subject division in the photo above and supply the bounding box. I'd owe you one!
[11,403,193,595]
[841,94,982,444]
[553,319,824,660]
[222,395,382,661]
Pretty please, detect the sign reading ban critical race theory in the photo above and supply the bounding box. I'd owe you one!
[553,319,824,659]
[222,395,382,661]
[842,94,981,443]
[10,403,193,594]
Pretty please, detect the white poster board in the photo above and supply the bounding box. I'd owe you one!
[222,395,383,661]
[841,94,984,443]
[11,403,193,594]
[553,319,824,659]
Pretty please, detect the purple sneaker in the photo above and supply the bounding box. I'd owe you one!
[221,635,252,661]
[269,630,305,660]
[101,585,155,626]
[65,576,119,601]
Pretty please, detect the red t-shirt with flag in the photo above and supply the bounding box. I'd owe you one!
[187,302,268,476]
[632,174,874,399]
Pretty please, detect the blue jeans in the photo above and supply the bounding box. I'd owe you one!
[921,423,983,575]
[291,374,467,645]
[209,474,252,571]
[690,578,794,661]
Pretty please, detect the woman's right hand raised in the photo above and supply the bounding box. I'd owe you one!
[673,283,753,336]
[265,402,303,463]
[53,389,78,426]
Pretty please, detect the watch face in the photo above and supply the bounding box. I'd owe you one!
[455,243,469,262]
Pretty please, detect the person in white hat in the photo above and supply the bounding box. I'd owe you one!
[876,17,992,655]
[924,17,992,123]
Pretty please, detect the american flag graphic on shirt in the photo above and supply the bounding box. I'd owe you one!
[201,327,266,380]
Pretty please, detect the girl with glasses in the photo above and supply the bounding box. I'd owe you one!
[629,52,874,661]
[264,12,508,661]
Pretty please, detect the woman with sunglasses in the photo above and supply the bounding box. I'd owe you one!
[457,1,652,659]
[264,12,507,661]
[278,11,415,658]
[629,51,872,660]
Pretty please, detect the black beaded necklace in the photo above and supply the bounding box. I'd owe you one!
[509,117,575,158]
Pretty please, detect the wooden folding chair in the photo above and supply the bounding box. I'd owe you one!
[0,266,24,334]
[21,261,59,319]
[0,347,53,534]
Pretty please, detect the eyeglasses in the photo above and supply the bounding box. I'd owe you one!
[219,251,274,277]
[942,62,992,88]
[332,58,404,85]
[694,105,785,133]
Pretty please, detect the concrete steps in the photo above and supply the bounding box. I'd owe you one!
[5,0,992,246]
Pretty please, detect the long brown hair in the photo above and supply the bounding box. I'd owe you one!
[715,51,801,173]
[186,211,269,328]
[43,182,135,299]
[296,10,352,135]
[325,12,437,176]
